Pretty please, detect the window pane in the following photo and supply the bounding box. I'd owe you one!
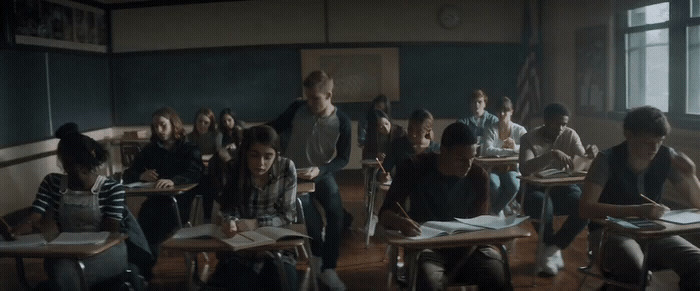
[628,3,669,27]
[688,26,700,114]
[693,0,700,17]
[626,29,669,111]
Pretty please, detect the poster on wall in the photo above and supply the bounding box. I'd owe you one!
[301,48,400,103]
[13,0,106,52]
[575,25,607,117]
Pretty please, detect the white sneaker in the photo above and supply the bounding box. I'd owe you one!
[319,269,347,290]
[537,245,561,276]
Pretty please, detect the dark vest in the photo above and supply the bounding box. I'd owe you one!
[590,141,671,231]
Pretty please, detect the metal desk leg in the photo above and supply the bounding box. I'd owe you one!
[386,245,398,289]
[535,186,551,277]
[15,258,32,289]
[171,196,183,229]
[365,168,380,247]
[75,260,88,291]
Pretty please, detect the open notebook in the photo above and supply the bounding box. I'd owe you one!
[0,234,48,248]
[659,209,700,225]
[455,215,529,230]
[406,221,484,240]
[535,155,592,178]
[48,232,110,245]
[172,224,309,251]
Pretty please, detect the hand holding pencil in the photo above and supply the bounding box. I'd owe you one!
[395,202,421,236]
[639,193,669,220]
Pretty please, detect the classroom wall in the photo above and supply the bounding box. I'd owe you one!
[541,0,700,206]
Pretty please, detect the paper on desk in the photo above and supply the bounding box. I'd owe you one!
[49,232,110,245]
[0,234,47,248]
[124,181,155,188]
[455,215,529,229]
[660,209,700,225]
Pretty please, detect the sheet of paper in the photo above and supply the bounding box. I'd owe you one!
[660,209,700,225]
[123,181,155,188]
[0,234,47,248]
[455,215,529,229]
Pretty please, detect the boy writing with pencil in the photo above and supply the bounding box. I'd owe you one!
[579,106,700,289]
[378,122,511,290]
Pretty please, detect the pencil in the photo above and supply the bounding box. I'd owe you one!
[395,202,409,218]
[376,158,387,174]
[640,193,658,205]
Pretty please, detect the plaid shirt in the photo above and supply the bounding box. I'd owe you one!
[222,157,297,227]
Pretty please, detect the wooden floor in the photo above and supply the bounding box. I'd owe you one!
[1,170,612,290]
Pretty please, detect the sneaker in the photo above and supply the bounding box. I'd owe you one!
[319,269,347,290]
[537,245,562,276]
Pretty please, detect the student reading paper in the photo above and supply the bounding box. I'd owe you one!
[579,106,700,289]
[208,125,299,290]
[14,123,130,290]
[379,122,512,291]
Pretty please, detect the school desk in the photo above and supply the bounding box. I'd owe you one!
[0,233,128,290]
[125,183,198,229]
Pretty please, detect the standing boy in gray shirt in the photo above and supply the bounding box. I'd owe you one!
[269,70,351,290]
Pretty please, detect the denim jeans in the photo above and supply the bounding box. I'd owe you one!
[44,242,128,290]
[300,174,344,270]
[523,184,588,249]
[489,171,520,214]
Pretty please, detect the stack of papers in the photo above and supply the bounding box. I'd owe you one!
[49,232,110,245]
[455,215,529,229]
[0,234,47,248]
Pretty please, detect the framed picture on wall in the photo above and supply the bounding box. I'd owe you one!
[301,48,400,103]
[13,0,106,52]
[575,25,607,117]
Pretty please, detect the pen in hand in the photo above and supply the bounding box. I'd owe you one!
[395,202,421,236]
[639,193,658,205]
[376,158,387,174]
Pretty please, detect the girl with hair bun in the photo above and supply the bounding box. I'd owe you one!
[14,122,140,289]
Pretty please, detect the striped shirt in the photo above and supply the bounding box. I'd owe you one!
[31,173,125,221]
[221,157,297,227]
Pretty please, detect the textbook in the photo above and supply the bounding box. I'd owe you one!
[535,156,592,178]
[606,217,665,230]
[406,221,484,240]
[0,234,47,248]
[49,231,110,245]
[455,215,529,230]
[172,224,310,251]
[659,209,700,225]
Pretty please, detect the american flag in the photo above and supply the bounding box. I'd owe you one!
[514,0,541,128]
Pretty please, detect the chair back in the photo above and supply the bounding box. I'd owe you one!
[120,142,142,168]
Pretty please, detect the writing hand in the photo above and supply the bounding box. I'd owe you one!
[155,179,174,188]
[397,216,422,237]
[551,149,573,168]
[639,203,669,220]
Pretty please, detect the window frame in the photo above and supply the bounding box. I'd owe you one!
[614,0,700,129]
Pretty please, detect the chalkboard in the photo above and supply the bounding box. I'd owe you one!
[49,52,111,132]
[0,50,50,148]
[113,48,301,125]
[113,44,520,124]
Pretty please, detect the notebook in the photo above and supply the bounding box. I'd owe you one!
[48,232,110,245]
[123,181,156,188]
[171,224,309,251]
[659,209,700,225]
[0,234,47,249]
[455,215,529,230]
[406,221,484,240]
[606,217,665,230]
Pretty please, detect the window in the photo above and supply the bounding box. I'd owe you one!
[617,0,700,122]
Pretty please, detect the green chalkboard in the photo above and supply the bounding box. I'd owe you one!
[0,50,50,147]
[113,48,301,125]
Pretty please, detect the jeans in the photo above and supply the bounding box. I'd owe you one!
[300,175,344,270]
[523,184,588,249]
[44,241,128,290]
[416,247,512,291]
[489,171,520,214]
[592,230,700,290]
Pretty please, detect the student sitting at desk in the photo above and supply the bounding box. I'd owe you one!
[268,70,350,290]
[379,109,440,183]
[358,94,391,148]
[579,106,700,290]
[15,123,129,290]
[378,122,511,291]
[207,125,298,290]
[218,108,243,156]
[362,109,405,161]
[457,89,499,144]
[123,107,203,256]
[482,97,527,213]
[186,107,222,155]
[519,103,597,276]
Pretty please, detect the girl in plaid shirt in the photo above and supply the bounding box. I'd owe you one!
[210,125,298,290]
